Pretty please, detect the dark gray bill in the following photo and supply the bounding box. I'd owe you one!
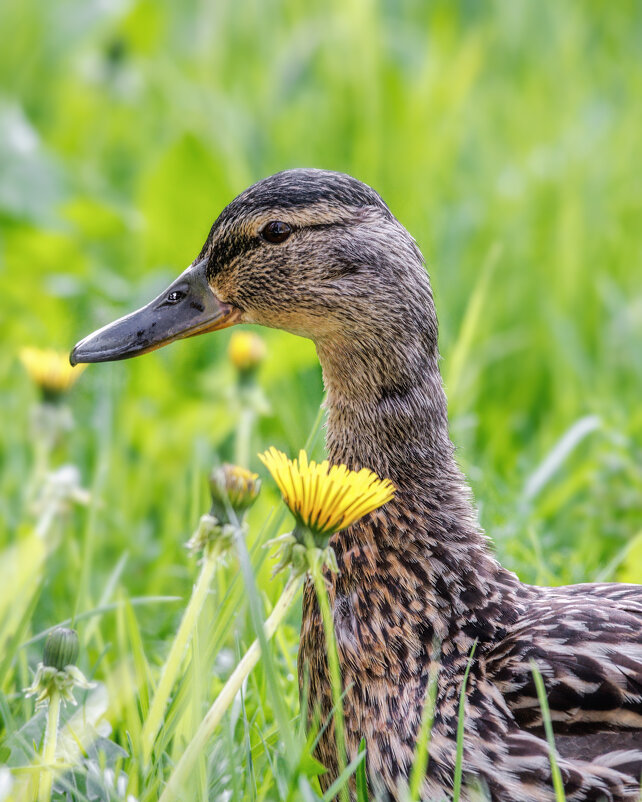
[70,259,240,365]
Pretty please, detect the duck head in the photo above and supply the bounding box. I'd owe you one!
[71,169,437,400]
[71,168,472,523]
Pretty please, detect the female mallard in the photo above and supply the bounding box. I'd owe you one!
[72,169,642,800]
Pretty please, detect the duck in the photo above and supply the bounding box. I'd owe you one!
[71,168,642,801]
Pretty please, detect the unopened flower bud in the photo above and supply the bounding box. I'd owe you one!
[25,626,94,708]
[43,627,79,671]
[209,464,261,522]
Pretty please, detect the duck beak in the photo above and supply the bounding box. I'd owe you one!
[70,259,241,365]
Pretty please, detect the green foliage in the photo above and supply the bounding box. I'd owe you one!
[1,0,641,799]
[531,662,566,802]
[453,642,477,802]
[356,739,368,802]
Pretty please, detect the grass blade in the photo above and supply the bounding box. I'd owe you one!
[356,737,368,802]
[530,660,566,802]
[452,640,477,802]
[322,748,366,802]
[409,651,440,800]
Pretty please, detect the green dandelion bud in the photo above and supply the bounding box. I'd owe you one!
[186,465,260,557]
[208,464,261,522]
[43,627,79,671]
[25,627,94,709]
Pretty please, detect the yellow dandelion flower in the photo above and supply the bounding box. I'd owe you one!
[20,347,86,399]
[228,331,267,372]
[258,447,395,539]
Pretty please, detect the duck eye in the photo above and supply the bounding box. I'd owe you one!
[261,220,292,244]
[166,290,185,303]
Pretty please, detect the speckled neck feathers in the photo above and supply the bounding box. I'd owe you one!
[315,240,492,567]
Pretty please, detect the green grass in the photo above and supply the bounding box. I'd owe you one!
[531,661,566,802]
[1,0,642,799]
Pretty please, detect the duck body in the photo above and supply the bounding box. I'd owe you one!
[302,536,642,800]
[296,220,642,798]
[71,169,642,800]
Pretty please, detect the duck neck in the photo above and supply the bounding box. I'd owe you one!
[314,306,520,614]
[315,322,520,637]
[317,326,479,539]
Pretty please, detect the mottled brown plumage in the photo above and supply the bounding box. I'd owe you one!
[72,169,642,800]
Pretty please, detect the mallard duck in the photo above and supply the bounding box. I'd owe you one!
[71,169,642,801]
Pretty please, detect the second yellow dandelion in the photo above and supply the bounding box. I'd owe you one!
[20,347,86,401]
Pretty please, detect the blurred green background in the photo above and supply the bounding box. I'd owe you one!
[1,0,641,796]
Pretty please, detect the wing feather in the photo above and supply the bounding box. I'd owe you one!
[487,583,642,736]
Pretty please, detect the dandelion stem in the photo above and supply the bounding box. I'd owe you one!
[31,433,52,507]
[159,570,304,802]
[235,405,254,468]
[142,549,219,764]
[39,688,61,802]
[310,563,349,802]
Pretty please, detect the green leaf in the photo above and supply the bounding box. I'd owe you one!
[299,751,327,779]
[453,640,477,802]
[322,748,366,802]
[356,737,369,802]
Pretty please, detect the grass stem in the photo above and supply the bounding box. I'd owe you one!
[453,640,477,802]
[142,550,219,764]
[310,564,349,802]
[408,654,439,800]
[235,406,254,469]
[531,660,566,802]
[159,570,304,802]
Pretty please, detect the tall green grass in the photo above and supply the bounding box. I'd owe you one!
[1,0,641,799]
